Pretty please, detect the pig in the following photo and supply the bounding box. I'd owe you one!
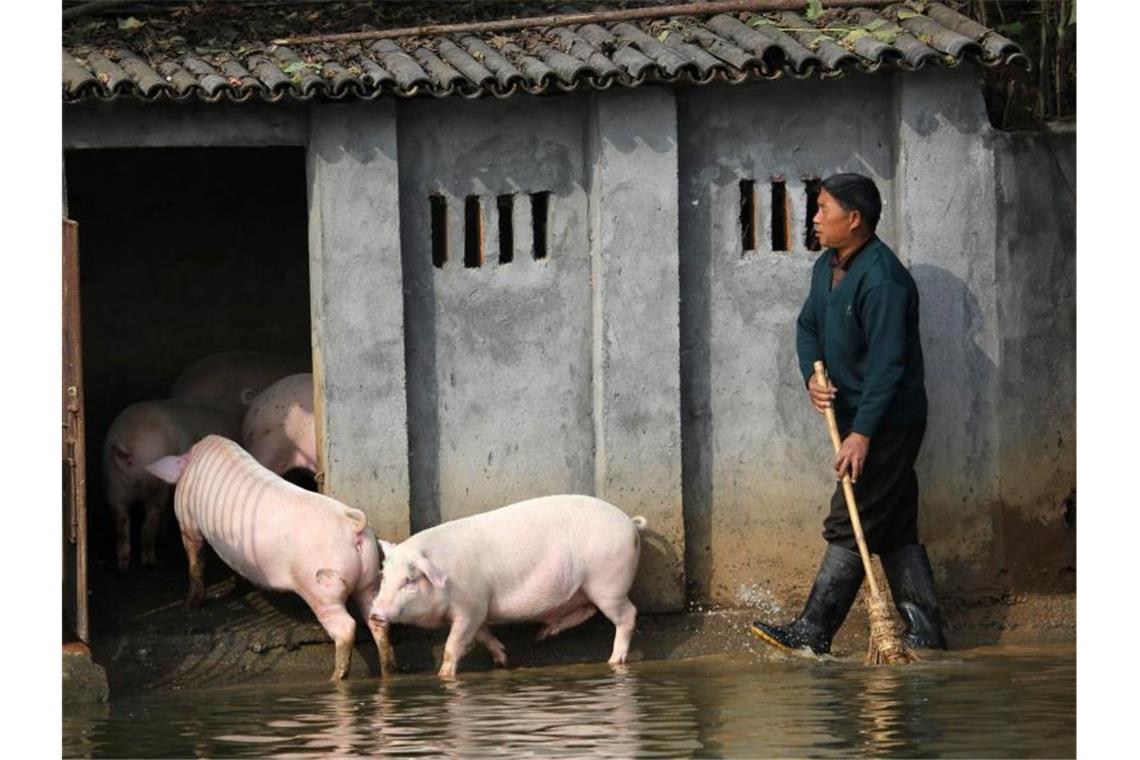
[370,495,646,678]
[170,350,308,423]
[241,373,316,477]
[145,434,392,680]
[102,399,240,572]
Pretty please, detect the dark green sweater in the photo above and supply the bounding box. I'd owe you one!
[795,236,927,436]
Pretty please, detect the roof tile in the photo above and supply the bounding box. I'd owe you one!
[62,3,1029,104]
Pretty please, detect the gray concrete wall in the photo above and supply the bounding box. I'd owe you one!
[308,102,410,541]
[588,90,685,612]
[397,92,685,611]
[894,67,1006,599]
[398,95,596,527]
[993,128,1077,592]
[678,74,898,606]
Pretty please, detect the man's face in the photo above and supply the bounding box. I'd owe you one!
[813,189,860,251]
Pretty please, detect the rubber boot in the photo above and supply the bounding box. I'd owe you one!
[881,544,948,650]
[750,543,865,655]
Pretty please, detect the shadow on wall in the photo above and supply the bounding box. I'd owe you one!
[909,263,1010,625]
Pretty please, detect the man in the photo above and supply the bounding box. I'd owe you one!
[750,173,947,655]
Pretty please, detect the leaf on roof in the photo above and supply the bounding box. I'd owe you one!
[805,0,824,22]
[117,17,145,31]
[871,28,900,44]
[841,28,869,50]
[658,30,671,42]
[896,9,922,21]
[282,61,319,75]
[746,16,774,28]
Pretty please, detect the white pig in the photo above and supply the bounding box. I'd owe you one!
[171,350,308,423]
[102,399,239,572]
[242,373,316,476]
[146,435,393,680]
[370,495,646,678]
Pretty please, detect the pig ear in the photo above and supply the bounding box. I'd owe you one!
[145,453,190,484]
[414,553,447,589]
[378,539,398,560]
[113,442,133,469]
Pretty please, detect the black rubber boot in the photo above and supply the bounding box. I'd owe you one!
[881,544,948,650]
[750,543,865,655]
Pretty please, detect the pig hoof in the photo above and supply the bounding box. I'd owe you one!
[536,625,557,641]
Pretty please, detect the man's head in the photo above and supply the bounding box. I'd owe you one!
[814,173,882,253]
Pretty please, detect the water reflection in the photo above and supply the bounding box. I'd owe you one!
[63,644,1075,758]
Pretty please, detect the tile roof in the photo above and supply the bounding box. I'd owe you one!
[62,2,1028,104]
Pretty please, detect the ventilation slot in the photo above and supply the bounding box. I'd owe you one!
[804,178,821,251]
[497,194,514,264]
[770,179,788,252]
[740,179,756,255]
[531,191,549,260]
[430,194,447,269]
[464,195,482,268]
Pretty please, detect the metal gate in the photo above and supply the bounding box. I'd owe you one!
[63,217,90,644]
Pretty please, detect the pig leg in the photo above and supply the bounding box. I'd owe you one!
[354,585,395,677]
[439,615,482,679]
[474,626,508,667]
[109,500,131,573]
[304,574,359,680]
[139,491,166,568]
[536,603,598,641]
[591,594,638,665]
[181,528,208,607]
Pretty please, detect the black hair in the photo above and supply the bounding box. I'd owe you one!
[820,173,882,233]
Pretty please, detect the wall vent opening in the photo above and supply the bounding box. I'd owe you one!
[804,177,821,251]
[739,179,756,255]
[497,194,514,264]
[464,195,482,268]
[770,179,788,252]
[430,194,447,269]
[531,191,549,260]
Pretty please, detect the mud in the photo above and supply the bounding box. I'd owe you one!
[82,547,1075,699]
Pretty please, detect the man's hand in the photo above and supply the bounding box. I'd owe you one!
[807,374,837,413]
[835,432,870,482]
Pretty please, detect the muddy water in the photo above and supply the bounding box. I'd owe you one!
[64,643,1074,758]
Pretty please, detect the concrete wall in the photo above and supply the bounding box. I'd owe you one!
[993,128,1077,593]
[677,74,898,605]
[894,68,1006,599]
[307,102,410,541]
[396,92,685,610]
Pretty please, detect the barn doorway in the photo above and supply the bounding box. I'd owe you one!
[63,147,312,639]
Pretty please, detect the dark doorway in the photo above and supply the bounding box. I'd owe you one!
[64,147,311,637]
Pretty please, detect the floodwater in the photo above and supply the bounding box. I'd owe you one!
[64,643,1074,758]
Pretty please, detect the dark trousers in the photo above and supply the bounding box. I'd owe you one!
[823,422,926,555]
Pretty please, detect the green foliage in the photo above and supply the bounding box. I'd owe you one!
[950,0,1076,129]
[805,0,824,22]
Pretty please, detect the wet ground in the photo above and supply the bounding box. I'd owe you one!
[64,643,1075,758]
[81,537,1076,697]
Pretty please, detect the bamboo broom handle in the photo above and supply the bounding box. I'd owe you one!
[812,360,882,598]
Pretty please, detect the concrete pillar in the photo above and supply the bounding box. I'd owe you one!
[307,102,410,541]
[894,67,1003,595]
[588,89,685,612]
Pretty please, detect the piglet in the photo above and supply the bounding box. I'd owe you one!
[103,399,239,572]
[242,373,316,477]
[370,495,646,678]
[146,434,392,680]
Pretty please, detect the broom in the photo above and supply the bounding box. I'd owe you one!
[813,360,918,665]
